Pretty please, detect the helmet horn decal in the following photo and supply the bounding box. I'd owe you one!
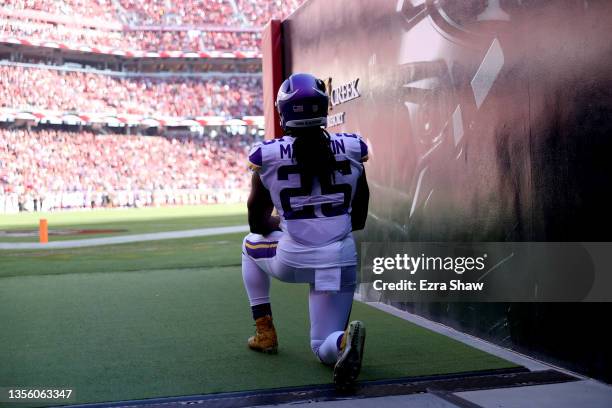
[277,88,299,101]
[312,87,327,97]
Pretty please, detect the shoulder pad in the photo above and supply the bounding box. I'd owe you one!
[247,142,263,172]
[332,133,369,162]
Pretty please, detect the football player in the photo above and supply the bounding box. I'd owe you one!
[241,73,370,389]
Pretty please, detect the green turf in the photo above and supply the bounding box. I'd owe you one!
[0,204,246,242]
[0,234,244,279]
[0,233,516,407]
[0,209,517,406]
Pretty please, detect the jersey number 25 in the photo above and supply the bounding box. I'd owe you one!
[278,160,352,220]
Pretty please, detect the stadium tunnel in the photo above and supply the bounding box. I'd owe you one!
[256,0,612,401]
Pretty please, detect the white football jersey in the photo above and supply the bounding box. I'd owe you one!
[248,132,369,268]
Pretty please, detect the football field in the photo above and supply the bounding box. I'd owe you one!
[0,205,517,407]
[0,204,247,243]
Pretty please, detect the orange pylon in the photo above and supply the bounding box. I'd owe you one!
[39,219,48,244]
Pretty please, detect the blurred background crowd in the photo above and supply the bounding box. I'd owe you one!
[0,66,263,117]
[0,0,305,213]
[1,0,304,51]
[0,127,255,212]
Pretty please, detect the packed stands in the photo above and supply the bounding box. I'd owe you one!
[116,0,242,26]
[236,0,303,27]
[0,127,253,212]
[0,1,302,214]
[1,19,126,48]
[0,65,263,117]
[122,29,261,52]
[116,0,303,26]
[3,0,119,22]
[1,19,262,52]
[1,0,306,52]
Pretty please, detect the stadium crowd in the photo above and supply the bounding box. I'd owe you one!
[1,19,262,52]
[122,29,261,52]
[117,0,241,26]
[2,0,305,51]
[5,0,303,26]
[4,0,119,22]
[0,65,263,117]
[236,0,302,27]
[0,128,253,212]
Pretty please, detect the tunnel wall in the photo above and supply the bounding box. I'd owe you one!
[280,0,612,381]
[261,19,284,140]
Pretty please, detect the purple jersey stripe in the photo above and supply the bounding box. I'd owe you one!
[245,240,278,247]
[245,243,278,259]
[359,138,368,158]
[248,147,263,167]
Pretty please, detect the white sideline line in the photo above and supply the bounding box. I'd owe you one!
[353,293,592,380]
[0,225,250,250]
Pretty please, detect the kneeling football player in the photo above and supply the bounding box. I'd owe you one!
[241,73,370,389]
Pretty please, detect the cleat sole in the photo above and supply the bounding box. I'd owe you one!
[333,320,366,389]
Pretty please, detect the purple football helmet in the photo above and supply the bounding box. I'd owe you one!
[276,73,328,130]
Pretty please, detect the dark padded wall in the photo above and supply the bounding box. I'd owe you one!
[282,0,612,381]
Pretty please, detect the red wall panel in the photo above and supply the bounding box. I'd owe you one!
[261,19,283,139]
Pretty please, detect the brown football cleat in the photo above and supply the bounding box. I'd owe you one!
[248,315,278,354]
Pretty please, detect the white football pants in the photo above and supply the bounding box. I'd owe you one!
[241,231,356,365]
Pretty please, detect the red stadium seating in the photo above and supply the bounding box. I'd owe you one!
[0,128,253,211]
[0,65,262,118]
[0,1,303,213]
[1,0,305,52]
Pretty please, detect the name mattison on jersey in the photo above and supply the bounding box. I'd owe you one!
[279,138,348,159]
